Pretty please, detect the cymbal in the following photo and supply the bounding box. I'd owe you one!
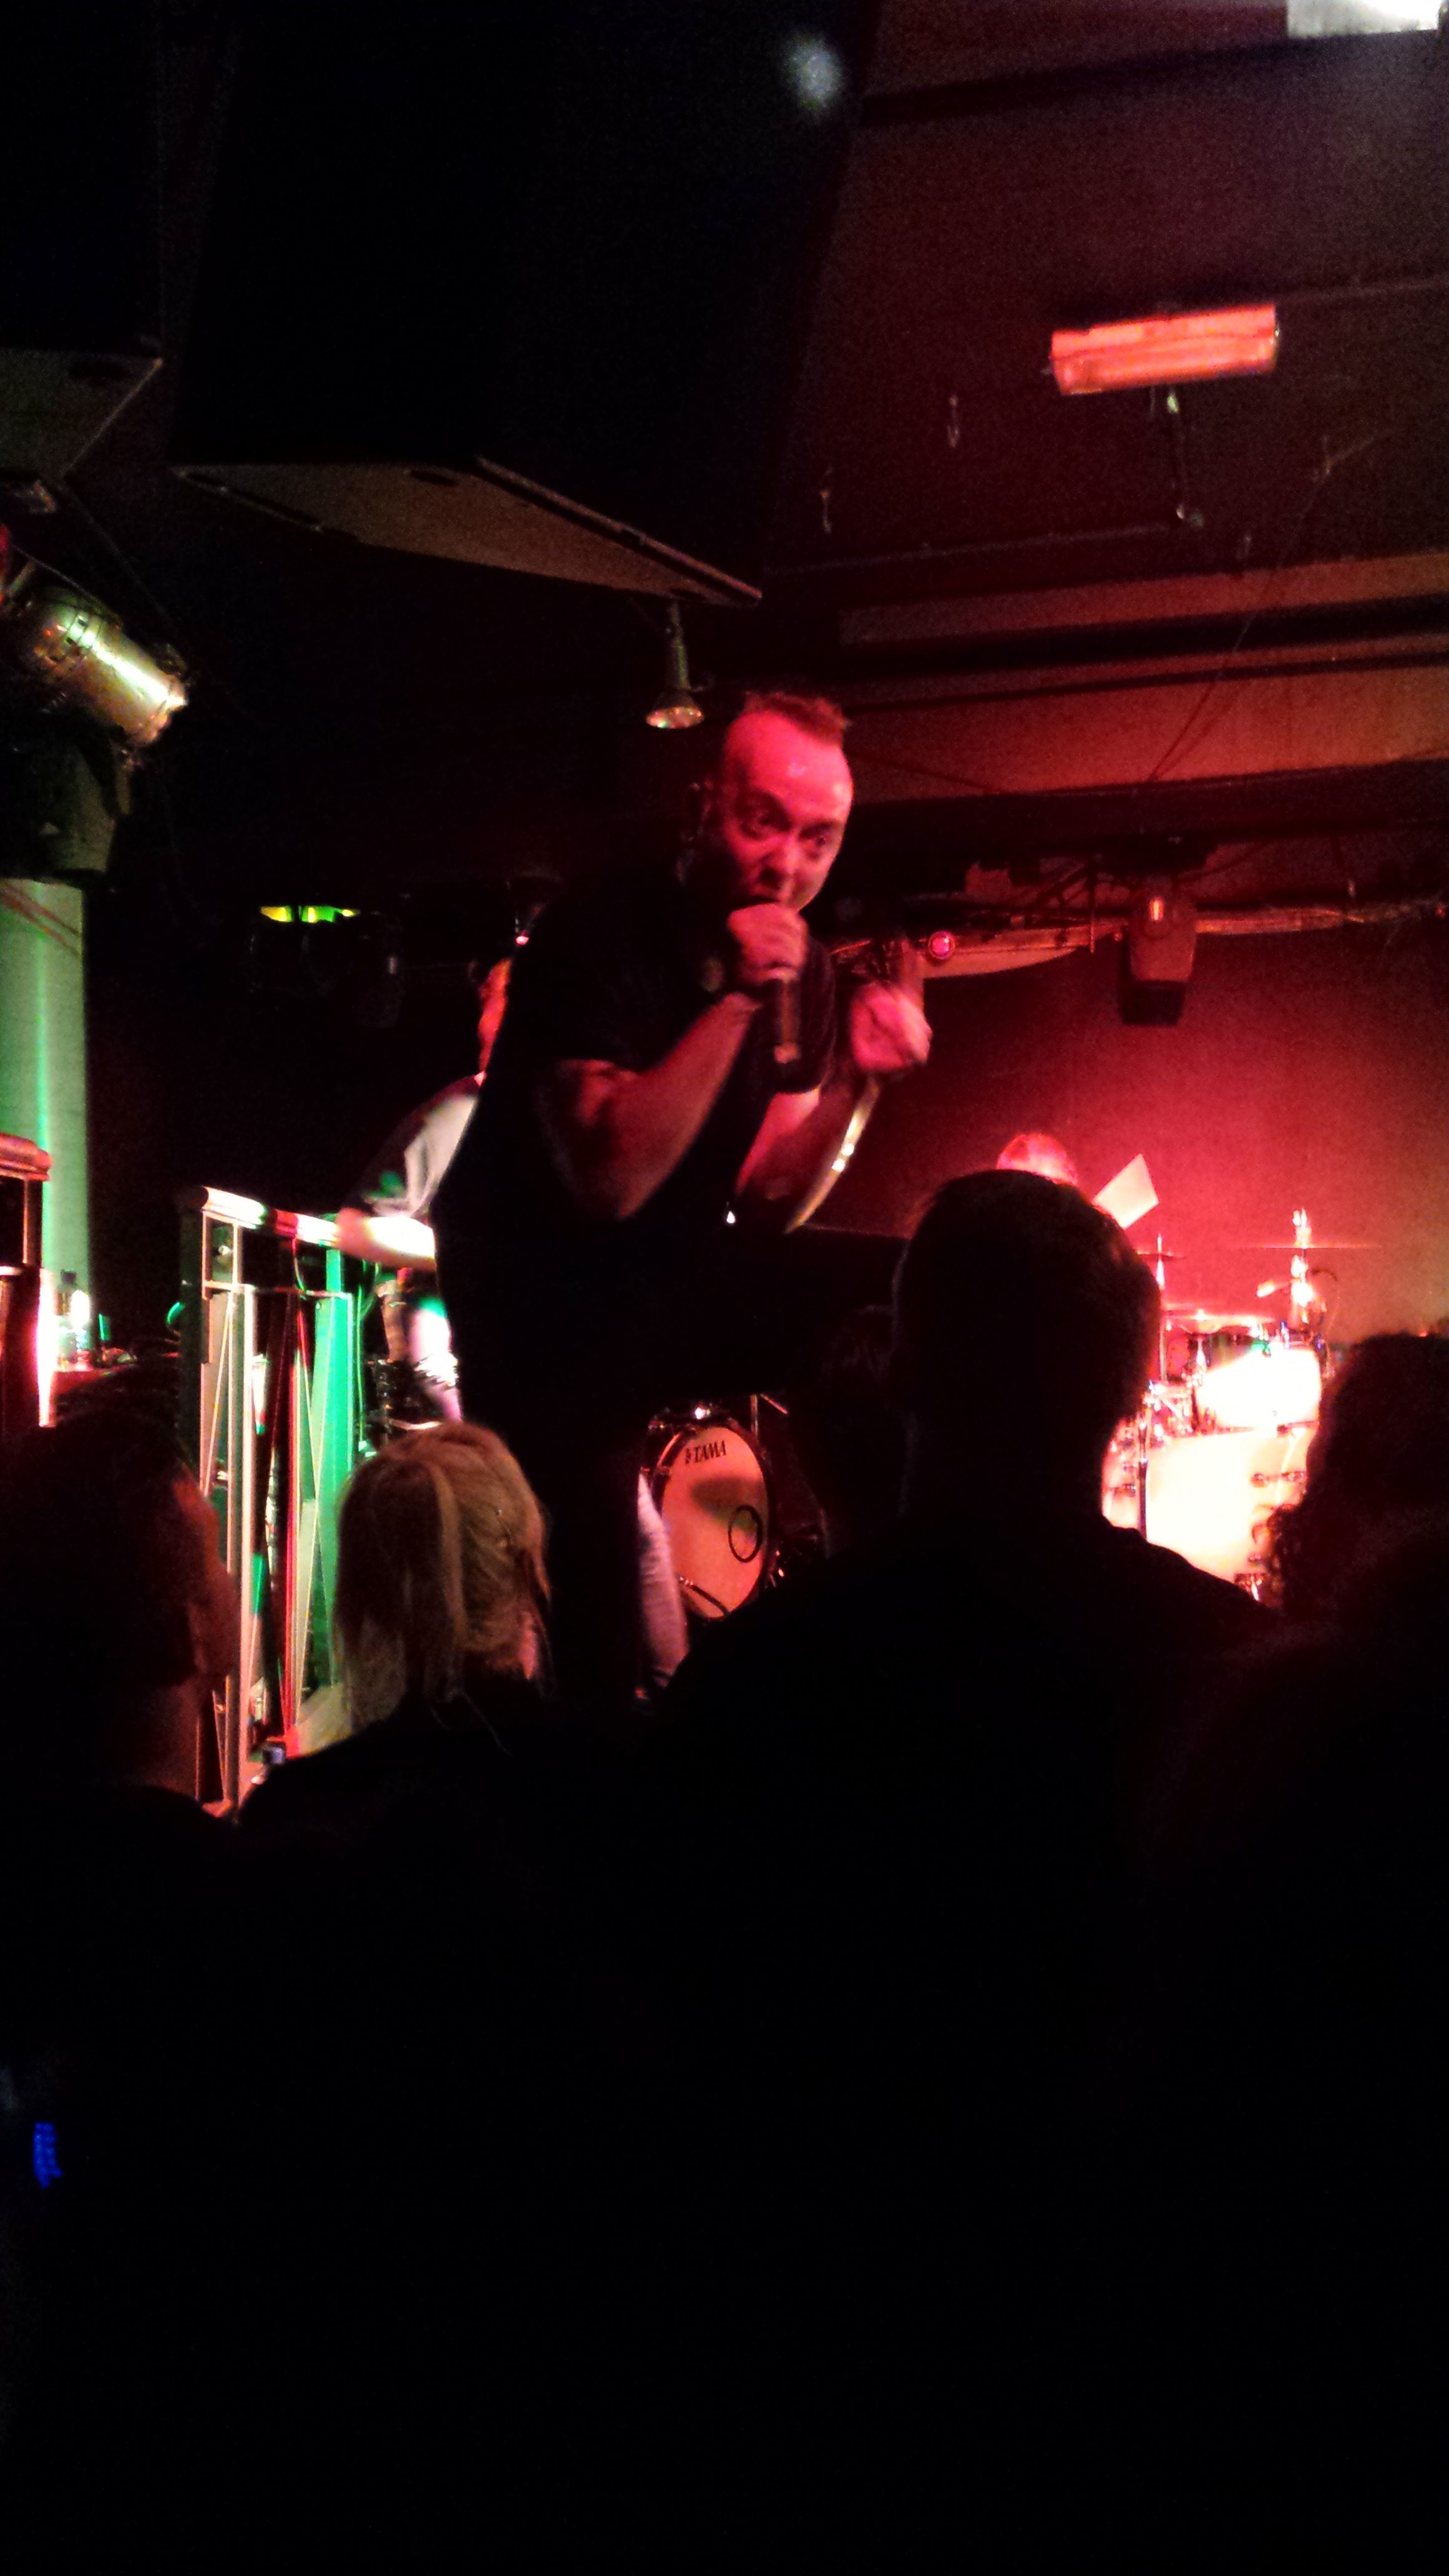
[1163,1305,1274,1331]
[1237,1242,1378,1252]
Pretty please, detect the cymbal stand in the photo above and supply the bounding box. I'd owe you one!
[1134,1397,1151,1539]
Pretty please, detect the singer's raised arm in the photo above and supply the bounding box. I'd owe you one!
[534,894,816,1223]
[733,1064,875,1231]
[537,990,761,1222]
[734,976,932,1231]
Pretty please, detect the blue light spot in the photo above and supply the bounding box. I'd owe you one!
[32,2121,64,2190]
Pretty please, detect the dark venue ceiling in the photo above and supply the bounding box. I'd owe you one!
[778,16,1447,597]
[765,1,1448,919]
[7,0,1442,913]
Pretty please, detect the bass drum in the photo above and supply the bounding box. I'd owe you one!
[650,1417,772,1620]
[1138,1423,1314,1588]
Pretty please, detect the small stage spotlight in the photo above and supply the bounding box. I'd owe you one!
[646,602,703,730]
[2,576,186,748]
[0,562,188,881]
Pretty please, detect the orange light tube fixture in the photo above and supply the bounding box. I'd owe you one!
[1051,304,1279,396]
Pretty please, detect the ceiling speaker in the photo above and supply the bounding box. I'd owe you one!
[172,2,876,605]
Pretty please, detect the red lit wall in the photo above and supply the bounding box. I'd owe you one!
[826,923,1449,1345]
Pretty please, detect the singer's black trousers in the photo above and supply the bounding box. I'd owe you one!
[454,1226,900,1718]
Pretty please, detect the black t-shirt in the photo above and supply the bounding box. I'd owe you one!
[434,860,836,1362]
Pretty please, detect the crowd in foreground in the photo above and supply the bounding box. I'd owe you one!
[1,1172,1445,2569]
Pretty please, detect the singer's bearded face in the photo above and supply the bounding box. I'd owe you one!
[690,711,853,916]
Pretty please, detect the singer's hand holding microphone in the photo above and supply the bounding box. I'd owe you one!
[725,902,811,1066]
[724,903,932,1081]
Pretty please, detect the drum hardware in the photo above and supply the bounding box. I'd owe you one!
[1105,1203,1343,1583]
[366,1353,455,1437]
[1289,1204,1315,1335]
[1130,1401,1150,1536]
[1148,1236,1184,1380]
[1163,1304,1281,1324]
[1151,1381,1196,1440]
[748,1387,790,1447]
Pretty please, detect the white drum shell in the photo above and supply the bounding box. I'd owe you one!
[651,1422,770,1619]
[1108,1424,1313,1586]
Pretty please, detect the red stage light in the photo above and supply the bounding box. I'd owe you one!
[1051,305,1279,396]
[925,930,957,963]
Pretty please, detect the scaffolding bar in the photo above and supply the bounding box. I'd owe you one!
[177,1188,364,1808]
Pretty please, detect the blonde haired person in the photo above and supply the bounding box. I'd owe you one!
[233,1420,651,2549]
[334,1420,547,1729]
[241,1422,558,1850]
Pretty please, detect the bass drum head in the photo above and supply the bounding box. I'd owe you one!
[651,1421,771,1619]
[1143,1425,1313,1587]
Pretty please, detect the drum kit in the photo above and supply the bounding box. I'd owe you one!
[652,1209,1357,1620]
[369,1202,1354,1622]
[646,1398,788,1621]
[1103,1208,1359,1591]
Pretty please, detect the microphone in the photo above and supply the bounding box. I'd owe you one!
[765,968,801,1070]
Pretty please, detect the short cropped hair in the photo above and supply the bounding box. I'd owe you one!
[735,688,849,749]
[894,1170,1158,1463]
[334,1421,548,1729]
[0,1402,212,1779]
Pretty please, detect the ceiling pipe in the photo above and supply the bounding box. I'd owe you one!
[832,892,1448,978]
[770,519,1176,582]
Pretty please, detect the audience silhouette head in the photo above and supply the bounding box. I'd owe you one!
[1265,1330,1449,1621]
[334,1420,548,1729]
[788,1304,904,1556]
[0,1397,235,1794]
[894,1170,1158,1510]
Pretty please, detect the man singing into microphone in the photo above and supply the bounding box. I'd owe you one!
[433,690,929,1706]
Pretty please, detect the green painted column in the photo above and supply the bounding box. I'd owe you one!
[0,880,90,1290]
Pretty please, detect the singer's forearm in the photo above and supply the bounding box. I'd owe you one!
[539,992,759,1221]
[734,1065,879,1232]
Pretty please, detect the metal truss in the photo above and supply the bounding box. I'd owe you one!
[178,1188,365,1810]
[0,1131,49,1444]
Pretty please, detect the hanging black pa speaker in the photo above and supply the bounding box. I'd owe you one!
[0,12,160,487]
[172,3,877,605]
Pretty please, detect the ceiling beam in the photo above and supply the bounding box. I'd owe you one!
[839,551,1449,651]
[837,757,1449,884]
